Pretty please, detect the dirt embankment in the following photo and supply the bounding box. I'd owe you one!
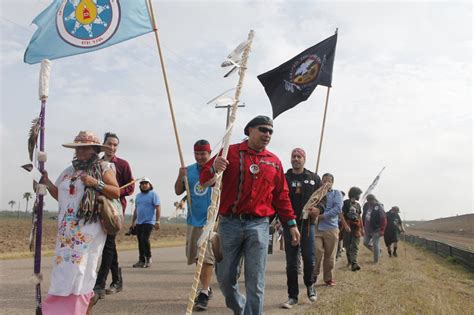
[405,213,473,251]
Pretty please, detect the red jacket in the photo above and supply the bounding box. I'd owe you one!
[200,141,295,224]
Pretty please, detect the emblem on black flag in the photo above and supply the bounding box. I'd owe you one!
[284,54,323,94]
[257,32,338,119]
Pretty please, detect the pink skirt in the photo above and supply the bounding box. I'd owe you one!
[42,292,94,315]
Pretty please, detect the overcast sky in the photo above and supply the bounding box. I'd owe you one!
[0,0,472,221]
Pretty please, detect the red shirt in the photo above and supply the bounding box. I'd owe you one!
[109,155,134,213]
[200,141,295,224]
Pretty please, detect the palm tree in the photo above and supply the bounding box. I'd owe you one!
[8,200,15,211]
[23,192,33,217]
[129,198,134,222]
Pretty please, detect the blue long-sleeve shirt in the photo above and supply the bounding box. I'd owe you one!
[318,189,343,231]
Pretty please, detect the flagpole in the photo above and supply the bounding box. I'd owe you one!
[315,86,331,174]
[146,0,192,209]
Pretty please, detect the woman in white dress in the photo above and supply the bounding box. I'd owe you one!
[42,131,119,315]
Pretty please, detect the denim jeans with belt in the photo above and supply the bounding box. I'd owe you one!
[216,215,269,315]
[283,221,315,300]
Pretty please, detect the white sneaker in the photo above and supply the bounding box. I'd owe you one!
[281,298,298,309]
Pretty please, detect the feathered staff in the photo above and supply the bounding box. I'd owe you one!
[185,30,255,315]
[300,181,331,236]
[32,59,51,315]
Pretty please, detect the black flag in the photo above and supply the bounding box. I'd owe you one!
[257,33,338,119]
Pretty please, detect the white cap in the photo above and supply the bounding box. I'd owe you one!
[139,177,152,185]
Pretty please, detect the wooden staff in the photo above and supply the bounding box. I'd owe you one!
[185,30,255,315]
[119,177,144,190]
[146,0,192,210]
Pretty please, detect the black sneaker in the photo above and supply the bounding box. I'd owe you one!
[144,257,152,268]
[307,285,317,302]
[194,287,213,303]
[133,261,146,268]
[351,263,361,271]
[92,288,105,305]
[195,292,209,311]
[281,298,298,309]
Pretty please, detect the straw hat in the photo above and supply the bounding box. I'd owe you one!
[62,131,110,151]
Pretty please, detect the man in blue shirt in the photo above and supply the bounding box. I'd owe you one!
[174,140,214,311]
[131,178,161,268]
[314,173,343,286]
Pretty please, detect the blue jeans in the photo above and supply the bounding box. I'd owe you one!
[283,222,315,299]
[216,216,269,315]
[363,230,381,263]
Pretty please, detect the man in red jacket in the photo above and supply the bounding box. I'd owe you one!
[201,115,300,315]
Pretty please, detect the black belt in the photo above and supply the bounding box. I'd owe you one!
[227,213,262,220]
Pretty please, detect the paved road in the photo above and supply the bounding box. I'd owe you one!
[1,246,321,314]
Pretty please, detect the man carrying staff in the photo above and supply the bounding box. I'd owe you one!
[281,148,321,309]
[201,115,301,315]
[94,132,134,300]
[314,173,343,287]
[174,140,215,311]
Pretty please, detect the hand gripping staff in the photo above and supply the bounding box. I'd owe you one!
[301,181,331,236]
[185,30,255,315]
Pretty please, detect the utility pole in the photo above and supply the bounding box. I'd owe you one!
[215,103,245,128]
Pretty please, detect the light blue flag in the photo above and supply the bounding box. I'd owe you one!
[24,0,154,64]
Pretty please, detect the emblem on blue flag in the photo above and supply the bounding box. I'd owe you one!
[57,0,121,48]
[24,0,154,64]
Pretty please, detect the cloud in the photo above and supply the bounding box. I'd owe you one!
[0,1,471,220]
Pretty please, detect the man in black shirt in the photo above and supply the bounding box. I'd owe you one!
[281,148,321,309]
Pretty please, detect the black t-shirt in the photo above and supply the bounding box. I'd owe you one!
[342,199,361,222]
[285,169,321,222]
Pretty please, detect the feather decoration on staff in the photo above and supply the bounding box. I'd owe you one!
[186,30,255,315]
[221,39,251,78]
[302,181,331,219]
[28,118,40,162]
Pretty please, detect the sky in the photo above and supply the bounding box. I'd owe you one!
[0,0,472,221]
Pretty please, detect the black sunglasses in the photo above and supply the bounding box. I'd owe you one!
[257,126,273,135]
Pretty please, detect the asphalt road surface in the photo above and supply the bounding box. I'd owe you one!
[1,246,321,314]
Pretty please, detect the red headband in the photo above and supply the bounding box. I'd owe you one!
[292,148,306,160]
[194,144,211,153]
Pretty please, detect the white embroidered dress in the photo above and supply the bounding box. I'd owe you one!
[48,163,111,296]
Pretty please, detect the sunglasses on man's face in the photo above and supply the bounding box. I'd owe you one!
[257,126,274,135]
[140,182,149,185]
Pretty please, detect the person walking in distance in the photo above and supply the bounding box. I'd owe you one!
[362,194,387,263]
[384,206,404,257]
[131,178,161,268]
[340,187,363,271]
